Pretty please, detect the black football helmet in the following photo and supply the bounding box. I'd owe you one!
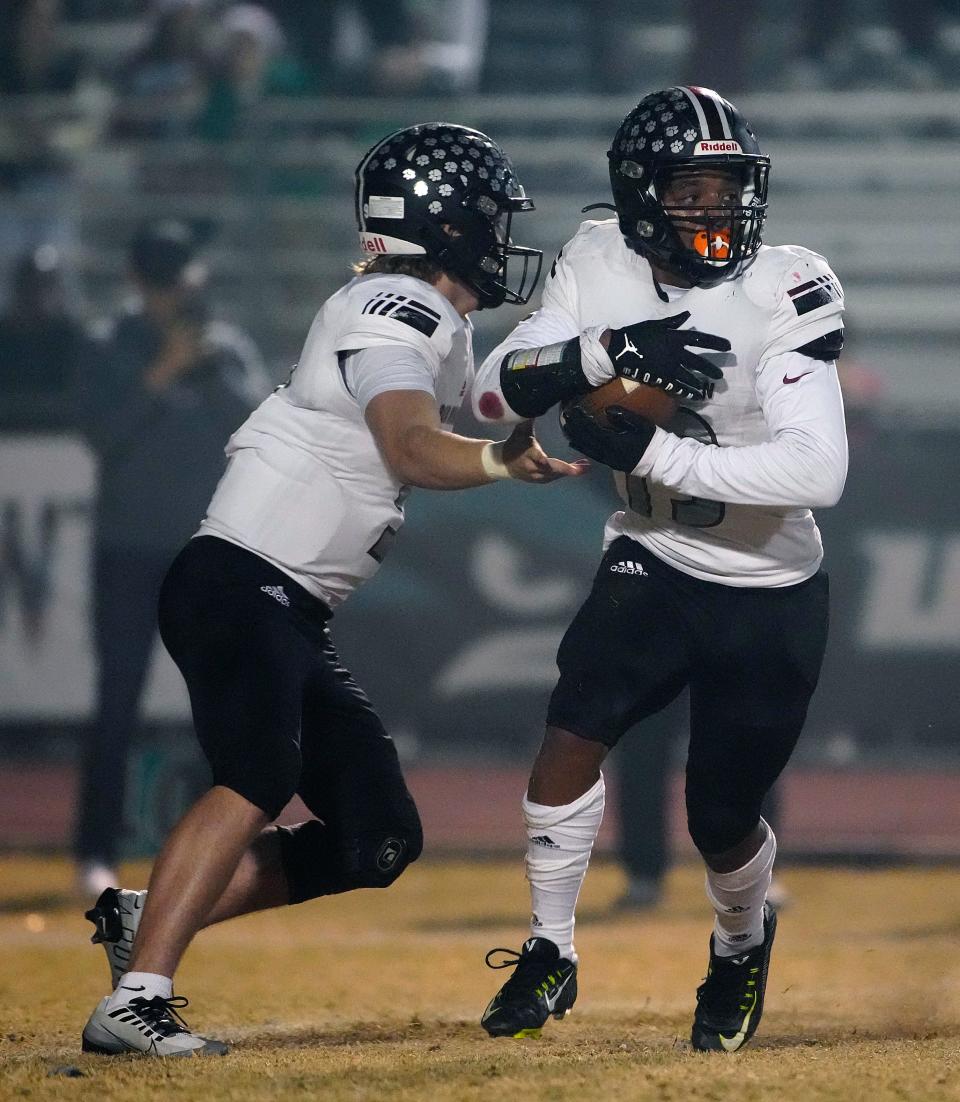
[607,86,769,287]
[355,123,542,309]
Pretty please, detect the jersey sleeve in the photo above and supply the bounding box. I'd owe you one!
[636,347,848,509]
[343,344,439,411]
[335,278,453,371]
[471,243,583,424]
[762,250,845,361]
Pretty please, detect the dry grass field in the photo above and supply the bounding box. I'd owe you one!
[2,854,960,1101]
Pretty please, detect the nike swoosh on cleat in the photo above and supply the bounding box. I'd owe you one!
[99,1023,138,1052]
[718,991,756,1052]
[119,985,146,992]
[543,972,573,1013]
[480,1004,500,1023]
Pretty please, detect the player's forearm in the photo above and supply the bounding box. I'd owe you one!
[385,423,501,489]
[638,427,848,509]
[473,328,615,423]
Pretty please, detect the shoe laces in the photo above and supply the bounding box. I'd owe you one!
[485,947,524,970]
[128,995,192,1037]
[696,954,760,1016]
[484,946,560,999]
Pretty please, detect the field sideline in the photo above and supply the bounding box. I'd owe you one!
[2,854,959,1101]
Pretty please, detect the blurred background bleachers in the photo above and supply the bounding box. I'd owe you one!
[2,0,960,861]
[3,1,959,407]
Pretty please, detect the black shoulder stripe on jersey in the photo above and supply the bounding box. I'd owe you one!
[795,329,844,362]
[360,294,440,335]
[408,299,441,321]
[792,282,841,316]
[362,293,407,315]
[787,274,837,298]
[391,303,439,337]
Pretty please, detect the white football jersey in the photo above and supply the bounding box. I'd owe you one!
[200,273,473,606]
[473,219,848,587]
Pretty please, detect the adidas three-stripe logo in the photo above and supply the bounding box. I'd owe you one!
[362,293,441,337]
[260,584,290,607]
[530,834,559,848]
[610,561,648,576]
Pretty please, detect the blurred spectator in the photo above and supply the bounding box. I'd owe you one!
[73,217,270,897]
[197,3,313,141]
[787,0,957,90]
[398,0,489,95]
[265,0,424,94]
[123,0,209,96]
[0,244,89,430]
[114,0,212,136]
[0,0,83,96]
[0,0,83,270]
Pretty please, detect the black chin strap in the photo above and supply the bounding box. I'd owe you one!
[651,271,670,303]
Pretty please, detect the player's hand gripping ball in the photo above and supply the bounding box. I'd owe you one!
[564,375,679,430]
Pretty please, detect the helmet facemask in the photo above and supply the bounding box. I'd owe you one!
[611,157,769,287]
[606,87,770,288]
[426,193,543,309]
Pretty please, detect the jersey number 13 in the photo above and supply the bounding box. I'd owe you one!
[625,408,725,529]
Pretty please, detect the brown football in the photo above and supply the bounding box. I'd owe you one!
[566,376,679,429]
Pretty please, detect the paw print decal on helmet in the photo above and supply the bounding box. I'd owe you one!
[355,122,543,308]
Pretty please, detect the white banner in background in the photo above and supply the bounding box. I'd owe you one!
[0,436,189,720]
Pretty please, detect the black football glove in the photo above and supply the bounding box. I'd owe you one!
[561,404,657,472]
[605,311,728,401]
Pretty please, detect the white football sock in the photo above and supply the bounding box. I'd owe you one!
[523,775,605,962]
[705,818,776,957]
[107,971,173,1009]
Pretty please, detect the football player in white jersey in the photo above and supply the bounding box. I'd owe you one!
[475,87,847,1051]
[80,123,587,1057]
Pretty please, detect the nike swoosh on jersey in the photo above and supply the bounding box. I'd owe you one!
[782,371,813,384]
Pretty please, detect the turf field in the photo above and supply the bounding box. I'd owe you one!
[2,854,959,1101]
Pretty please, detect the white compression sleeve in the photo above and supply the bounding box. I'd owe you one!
[522,776,605,962]
[704,819,777,956]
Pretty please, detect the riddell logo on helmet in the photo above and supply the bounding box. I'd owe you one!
[694,140,742,154]
[360,235,387,253]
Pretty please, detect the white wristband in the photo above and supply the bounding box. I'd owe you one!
[480,441,512,480]
[579,325,616,386]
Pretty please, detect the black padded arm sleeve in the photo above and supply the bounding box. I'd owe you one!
[795,328,844,362]
[499,338,592,418]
